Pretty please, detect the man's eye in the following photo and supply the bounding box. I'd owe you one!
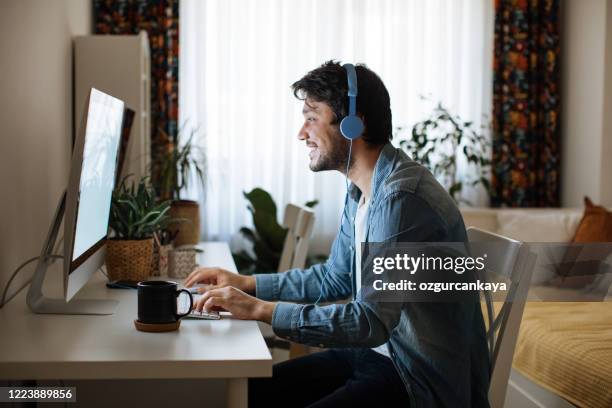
[307,117,316,122]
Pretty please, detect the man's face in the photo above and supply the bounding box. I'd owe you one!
[298,98,350,172]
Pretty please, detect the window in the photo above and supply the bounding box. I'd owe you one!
[180,0,493,251]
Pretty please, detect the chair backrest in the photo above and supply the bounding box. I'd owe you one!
[467,227,536,408]
[278,204,315,271]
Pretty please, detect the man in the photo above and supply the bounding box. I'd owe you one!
[185,61,490,407]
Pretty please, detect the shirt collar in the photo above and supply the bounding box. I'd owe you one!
[348,142,397,203]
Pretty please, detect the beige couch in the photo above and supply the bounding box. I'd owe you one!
[461,207,584,242]
[461,207,612,408]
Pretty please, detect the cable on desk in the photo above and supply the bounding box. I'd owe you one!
[98,265,109,279]
[0,254,63,308]
[0,234,65,308]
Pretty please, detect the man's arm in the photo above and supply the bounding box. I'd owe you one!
[271,300,399,347]
[255,207,355,303]
[255,258,351,303]
[268,192,451,347]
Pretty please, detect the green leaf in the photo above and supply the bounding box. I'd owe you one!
[239,227,257,243]
[153,126,206,201]
[479,177,492,192]
[449,181,463,198]
[232,251,257,275]
[396,99,492,206]
[243,188,277,218]
[252,210,287,252]
[109,176,171,239]
[235,186,316,272]
[253,238,281,272]
[304,200,319,208]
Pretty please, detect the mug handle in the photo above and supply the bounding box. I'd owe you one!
[175,289,193,319]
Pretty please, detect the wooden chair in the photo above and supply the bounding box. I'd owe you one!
[467,227,537,408]
[277,204,315,272]
[260,204,315,360]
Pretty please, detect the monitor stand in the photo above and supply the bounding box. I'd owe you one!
[26,191,118,315]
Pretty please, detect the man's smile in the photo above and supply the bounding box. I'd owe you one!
[307,143,319,158]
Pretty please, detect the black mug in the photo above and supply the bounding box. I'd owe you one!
[137,281,193,324]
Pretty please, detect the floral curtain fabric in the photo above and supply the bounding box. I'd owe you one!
[492,0,561,207]
[93,0,179,186]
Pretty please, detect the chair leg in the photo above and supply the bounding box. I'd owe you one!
[289,343,311,359]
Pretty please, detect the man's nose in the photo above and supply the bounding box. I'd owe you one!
[297,124,308,140]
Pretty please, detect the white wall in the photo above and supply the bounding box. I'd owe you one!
[0,0,91,304]
[561,0,612,207]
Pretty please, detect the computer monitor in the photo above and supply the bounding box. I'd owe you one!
[27,88,125,315]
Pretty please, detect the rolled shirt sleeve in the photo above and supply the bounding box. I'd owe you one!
[255,272,280,301]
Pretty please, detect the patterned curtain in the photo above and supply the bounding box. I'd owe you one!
[492,0,561,207]
[93,0,179,189]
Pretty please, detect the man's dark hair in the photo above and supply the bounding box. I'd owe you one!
[291,60,393,146]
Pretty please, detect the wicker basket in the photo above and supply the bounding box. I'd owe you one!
[151,243,172,277]
[168,248,197,278]
[106,238,154,281]
[169,200,201,246]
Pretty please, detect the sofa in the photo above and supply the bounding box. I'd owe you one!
[461,207,612,408]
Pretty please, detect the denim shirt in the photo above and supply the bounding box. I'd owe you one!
[255,143,490,407]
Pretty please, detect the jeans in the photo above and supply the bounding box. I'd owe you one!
[249,348,412,408]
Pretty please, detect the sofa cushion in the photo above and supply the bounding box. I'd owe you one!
[496,212,582,285]
[496,212,582,243]
[554,197,612,288]
[572,197,612,242]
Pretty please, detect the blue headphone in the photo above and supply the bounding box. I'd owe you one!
[339,63,365,140]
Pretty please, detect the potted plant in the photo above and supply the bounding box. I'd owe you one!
[232,188,318,274]
[156,128,206,246]
[396,100,492,205]
[106,177,171,281]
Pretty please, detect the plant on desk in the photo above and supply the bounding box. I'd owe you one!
[155,127,206,246]
[106,176,171,281]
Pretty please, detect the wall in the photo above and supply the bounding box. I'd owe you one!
[601,0,612,206]
[0,0,91,304]
[561,0,612,207]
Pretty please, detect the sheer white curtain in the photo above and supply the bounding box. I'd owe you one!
[180,0,493,255]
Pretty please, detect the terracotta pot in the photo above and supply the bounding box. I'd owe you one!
[106,238,154,281]
[170,200,201,246]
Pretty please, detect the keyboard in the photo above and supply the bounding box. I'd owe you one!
[178,291,220,320]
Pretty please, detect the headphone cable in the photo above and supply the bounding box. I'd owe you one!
[315,139,353,305]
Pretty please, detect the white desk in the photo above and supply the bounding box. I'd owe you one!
[0,242,272,408]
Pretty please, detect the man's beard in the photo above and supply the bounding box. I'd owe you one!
[310,133,352,173]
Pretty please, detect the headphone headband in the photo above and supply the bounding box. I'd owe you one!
[344,63,358,98]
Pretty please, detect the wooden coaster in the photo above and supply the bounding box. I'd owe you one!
[134,319,180,332]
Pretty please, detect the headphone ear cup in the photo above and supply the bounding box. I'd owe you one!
[340,115,365,140]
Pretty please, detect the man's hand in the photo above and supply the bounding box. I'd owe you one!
[194,286,275,324]
[184,267,256,294]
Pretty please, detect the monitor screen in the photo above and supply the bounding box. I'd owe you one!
[71,89,124,262]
